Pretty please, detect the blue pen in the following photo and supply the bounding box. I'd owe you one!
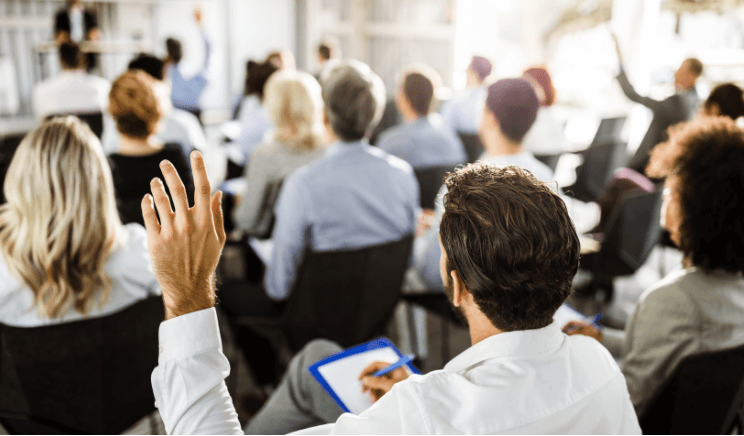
[372,354,415,377]
[584,313,602,329]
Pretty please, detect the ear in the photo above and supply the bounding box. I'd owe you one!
[450,270,468,307]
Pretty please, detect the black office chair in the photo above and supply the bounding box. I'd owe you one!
[589,116,626,148]
[580,188,664,302]
[0,132,26,205]
[46,112,104,140]
[0,296,163,435]
[232,235,414,351]
[534,153,562,172]
[457,133,484,164]
[244,179,284,239]
[413,165,455,209]
[639,343,744,435]
[564,141,628,203]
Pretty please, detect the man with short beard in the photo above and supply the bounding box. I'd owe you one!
[141,150,641,434]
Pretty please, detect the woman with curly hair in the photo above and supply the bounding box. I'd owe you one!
[566,116,744,416]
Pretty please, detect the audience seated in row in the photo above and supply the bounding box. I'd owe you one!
[567,116,744,418]
[33,42,109,120]
[440,55,492,135]
[408,78,554,291]
[520,66,567,155]
[0,117,159,326]
[233,59,280,164]
[232,70,327,234]
[376,65,466,168]
[223,60,418,307]
[102,53,207,154]
[142,148,641,434]
[107,70,195,226]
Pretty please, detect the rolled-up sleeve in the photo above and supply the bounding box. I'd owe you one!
[151,308,243,435]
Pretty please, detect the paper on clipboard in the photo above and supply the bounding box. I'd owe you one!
[309,338,419,415]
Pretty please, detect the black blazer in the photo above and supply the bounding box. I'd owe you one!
[54,8,98,39]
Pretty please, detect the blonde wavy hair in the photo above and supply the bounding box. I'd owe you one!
[264,70,324,149]
[0,117,123,319]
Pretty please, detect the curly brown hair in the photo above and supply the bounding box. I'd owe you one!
[647,117,744,273]
[439,163,580,332]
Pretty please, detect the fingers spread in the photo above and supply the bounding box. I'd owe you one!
[151,177,174,230]
[212,191,226,244]
[191,151,213,221]
[141,194,160,235]
[160,160,189,215]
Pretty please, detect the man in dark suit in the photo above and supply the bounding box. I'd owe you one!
[54,0,99,71]
[614,35,702,173]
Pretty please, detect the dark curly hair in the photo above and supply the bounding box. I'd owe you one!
[647,117,744,274]
[439,163,580,332]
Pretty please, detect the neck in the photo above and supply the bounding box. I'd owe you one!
[119,134,162,155]
[464,306,503,346]
[403,112,424,123]
[481,129,524,157]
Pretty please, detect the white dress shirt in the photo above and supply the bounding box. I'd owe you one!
[0,224,160,327]
[152,308,640,434]
[33,70,110,120]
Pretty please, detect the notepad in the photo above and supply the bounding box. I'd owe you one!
[308,338,420,414]
[553,303,586,328]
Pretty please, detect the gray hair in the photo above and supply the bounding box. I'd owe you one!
[321,60,386,142]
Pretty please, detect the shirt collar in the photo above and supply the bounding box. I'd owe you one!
[444,322,565,373]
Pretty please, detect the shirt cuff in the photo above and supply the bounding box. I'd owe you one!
[158,307,222,363]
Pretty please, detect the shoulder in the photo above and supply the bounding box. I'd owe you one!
[106,224,155,281]
[377,124,409,148]
[636,269,700,318]
[367,146,416,177]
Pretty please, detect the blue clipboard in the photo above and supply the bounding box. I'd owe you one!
[308,338,421,414]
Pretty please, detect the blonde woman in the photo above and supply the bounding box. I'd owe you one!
[0,117,159,326]
[108,70,194,226]
[233,70,326,234]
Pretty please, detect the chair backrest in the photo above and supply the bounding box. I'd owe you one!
[0,132,26,205]
[589,116,626,148]
[573,141,628,202]
[283,235,414,349]
[600,188,663,276]
[0,296,163,435]
[369,99,401,146]
[46,112,104,139]
[413,165,454,209]
[639,343,744,435]
[245,179,284,239]
[457,132,483,164]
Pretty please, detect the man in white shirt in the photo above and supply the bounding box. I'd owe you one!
[440,56,492,135]
[33,42,110,120]
[140,150,641,433]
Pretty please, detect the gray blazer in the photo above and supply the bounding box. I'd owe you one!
[616,70,698,173]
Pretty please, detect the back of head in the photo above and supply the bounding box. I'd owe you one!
[59,42,83,70]
[468,56,493,83]
[244,60,280,100]
[266,50,296,70]
[318,44,332,62]
[109,70,164,138]
[0,117,122,319]
[128,53,165,81]
[705,83,744,120]
[485,78,540,143]
[317,36,341,62]
[685,57,704,78]
[400,65,442,117]
[165,38,183,64]
[322,60,386,142]
[439,163,579,331]
[265,70,323,149]
[647,117,744,274]
[522,67,555,107]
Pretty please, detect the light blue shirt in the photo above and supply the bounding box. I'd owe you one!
[377,116,466,168]
[169,32,211,111]
[440,87,487,134]
[265,140,419,300]
[234,104,273,164]
[411,151,554,290]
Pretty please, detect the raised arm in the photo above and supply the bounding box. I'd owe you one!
[143,151,242,435]
[612,34,663,112]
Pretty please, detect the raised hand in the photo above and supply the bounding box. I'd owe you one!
[141,151,226,320]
